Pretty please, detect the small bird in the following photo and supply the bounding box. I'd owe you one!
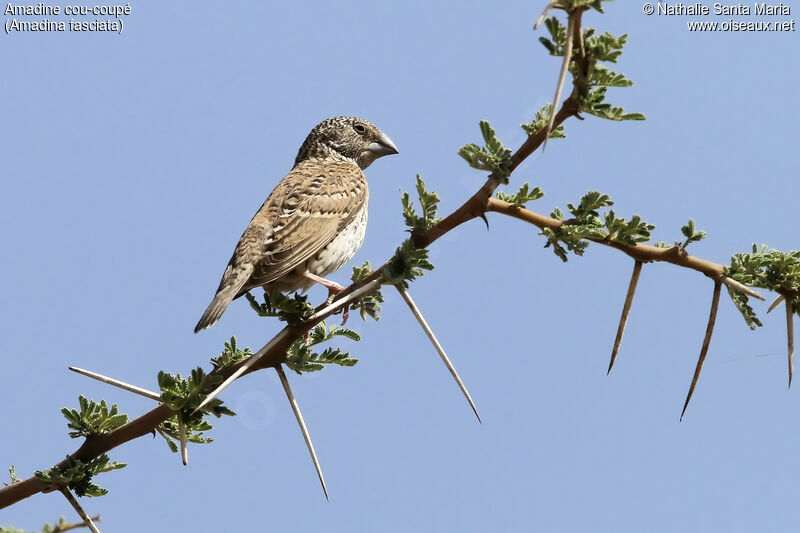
[194,116,398,333]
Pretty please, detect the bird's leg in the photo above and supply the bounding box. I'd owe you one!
[302,271,349,324]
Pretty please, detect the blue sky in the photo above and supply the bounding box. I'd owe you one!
[1,1,798,531]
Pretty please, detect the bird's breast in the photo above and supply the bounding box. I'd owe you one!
[306,202,368,278]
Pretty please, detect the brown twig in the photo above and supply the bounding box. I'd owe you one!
[608,261,643,374]
[485,199,764,301]
[51,514,102,533]
[681,281,722,421]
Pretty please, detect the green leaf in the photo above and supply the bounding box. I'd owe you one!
[60,396,128,439]
[383,240,434,286]
[725,245,800,326]
[578,88,645,121]
[285,321,361,374]
[7,466,19,485]
[589,65,633,87]
[350,262,384,321]
[402,175,442,231]
[458,120,513,183]
[727,287,763,330]
[680,219,707,248]
[34,454,125,498]
[539,16,567,55]
[157,367,234,418]
[521,104,566,139]
[246,289,315,325]
[496,183,545,208]
[604,210,656,245]
[543,191,654,260]
[210,336,253,368]
[567,191,614,221]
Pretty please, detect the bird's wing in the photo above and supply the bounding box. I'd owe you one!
[237,158,368,294]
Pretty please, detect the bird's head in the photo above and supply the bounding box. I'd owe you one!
[294,116,399,170]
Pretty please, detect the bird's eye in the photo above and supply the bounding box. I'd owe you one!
[353,123,367,134]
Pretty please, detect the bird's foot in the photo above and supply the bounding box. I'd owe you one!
[323,285,349,325]
[337,304,350,326]
[301,271,349,324]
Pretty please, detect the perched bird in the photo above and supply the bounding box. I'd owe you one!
[194,116,398,333]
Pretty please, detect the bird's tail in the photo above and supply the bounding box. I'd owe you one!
[194,286,238,333]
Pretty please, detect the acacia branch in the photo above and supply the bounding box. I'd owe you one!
[485,198,763,300]
[0,13,768,513]
[0,94,577,509]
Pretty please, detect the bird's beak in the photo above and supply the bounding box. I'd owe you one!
[368,132,399,156]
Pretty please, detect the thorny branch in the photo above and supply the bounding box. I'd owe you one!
[0,89,578,510]
[0,4,781,514]
[485,198,763,298]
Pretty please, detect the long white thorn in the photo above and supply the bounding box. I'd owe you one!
[192,329,291,415]
[721,276,764,300]
[534,1,557,29]
[275,365,328,500]
[768,294,785,314]
[681,281,722,421]
[177,412,189,466]
[68,367,161,401]
[543,11,575,148]
[193,278,383,415]
[787,299,794,389]
[59,486,102,533]
[395,284,481,423]
[608,261,643,374]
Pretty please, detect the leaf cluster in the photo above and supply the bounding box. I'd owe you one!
[402,175,441,232]
[539,16,644,121]
[521,104,566,139]
[35,454,125,498]
[60,396,128,439]
[285,321,361,374]
[458,121,513,183]
[155,415,215,454]
[351,262,384,321]
[680,219,707,250]
[383,240,434,286]
[496,183,545,208]
[157,368,235,417]
[725,245,800,328]
[155,368,236,453]
[543,191,654,261]
[7,466,20,486]
[209,336,252,369]
[604,211,655,246]
[246,290,315,326]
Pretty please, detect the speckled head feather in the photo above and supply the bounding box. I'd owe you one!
[195,116,398,333]
[294,116,398,170]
